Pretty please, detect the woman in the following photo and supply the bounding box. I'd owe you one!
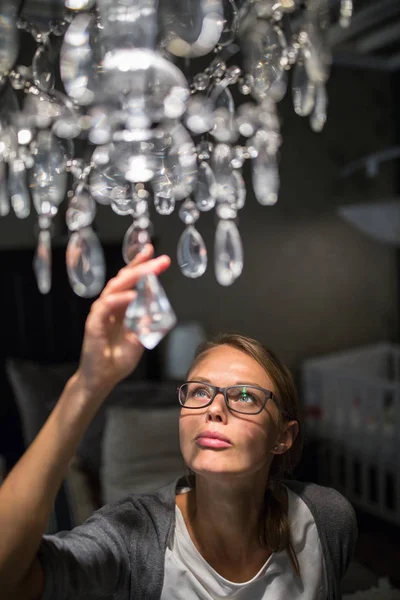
[0,245,357,600]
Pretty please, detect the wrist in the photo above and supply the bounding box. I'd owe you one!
[68,370,115,408]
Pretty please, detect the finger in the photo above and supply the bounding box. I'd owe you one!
[103,254,171,296]
[89,290,136,329]
[101,244,154,296]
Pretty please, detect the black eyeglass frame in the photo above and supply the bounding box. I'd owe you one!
[177,380,277,415]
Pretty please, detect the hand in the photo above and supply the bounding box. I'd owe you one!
[76,244,171,398]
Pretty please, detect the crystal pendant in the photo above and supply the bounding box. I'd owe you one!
[33,229,52,294]
[185,95,214,135]
[30,131,68,213]
[214,219,243,286]
[122,223,150,264]
[124,273,177,349]
[159,0,224,58]
[32,44,55,91]
[212,144,243,208]
[158,122,197,200]
[154,194,175,216]
[211,85,238,143]
[219,0,239,46]
[310,83,328,132]
[8,160,31,219]
[0,160,10,216]
[252,146,279,206]
[111,138,157,183]
[66,184,96,231]
[179,199,200,225]
[89,166,128,206]
[177,225,207,278]
[152,167,175,215]
[0,4,18,76]
[195,161,217,212]
[66,226,106,297]
[60,13,100,106]
[304,21,331,85]
[292,55,316,117]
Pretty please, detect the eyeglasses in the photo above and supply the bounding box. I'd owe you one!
[177,381,275,415]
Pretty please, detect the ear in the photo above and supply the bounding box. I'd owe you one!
[271,420,299,454]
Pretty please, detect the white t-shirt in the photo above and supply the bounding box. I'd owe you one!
[160,486,327,600]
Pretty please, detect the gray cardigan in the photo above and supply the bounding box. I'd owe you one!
[38,476,358,600]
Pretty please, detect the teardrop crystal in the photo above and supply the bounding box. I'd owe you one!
[0,160,10,216]
[252,147,279,206]
[122,223,150,264]
[33,229,52,294]
[66,184,96,231]
[33,44,55,91]
[8,160,31,219]
[66,227,105,297]
[60,13,100,105]
[124,274,177,349]
[292,56,316,117]
[30,131,67,213]
[179,199,200,225]
[177,225,207,278]
[310,83,328,132]
[195,161,217,212]
[214,220,243,286]
[154,194,175,216]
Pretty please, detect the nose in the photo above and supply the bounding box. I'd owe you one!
[206,390,228,423]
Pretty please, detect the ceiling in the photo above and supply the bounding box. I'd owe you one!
[328,0,400,71]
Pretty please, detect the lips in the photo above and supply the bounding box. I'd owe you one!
[196,430,232,444]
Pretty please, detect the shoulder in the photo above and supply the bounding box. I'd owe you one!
[285,480,358,558]
[285,480,355,516]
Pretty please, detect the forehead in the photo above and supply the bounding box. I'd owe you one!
[189,345,275,391]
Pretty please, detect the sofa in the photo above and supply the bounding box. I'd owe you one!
[6,357,186,532]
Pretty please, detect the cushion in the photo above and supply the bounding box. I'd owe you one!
[101,403,186,504]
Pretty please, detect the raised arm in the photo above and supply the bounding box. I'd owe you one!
[0,245,171,600]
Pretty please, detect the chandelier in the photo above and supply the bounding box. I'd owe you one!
[0,0,353,348]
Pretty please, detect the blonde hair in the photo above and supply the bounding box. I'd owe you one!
[187,333,304,577]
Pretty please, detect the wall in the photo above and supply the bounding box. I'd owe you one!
[0,66,397,370]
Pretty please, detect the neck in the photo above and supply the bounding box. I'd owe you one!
[184,472,270,567]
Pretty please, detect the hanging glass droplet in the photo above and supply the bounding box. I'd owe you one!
[66,184,96,231]
[179,199,200,225]
[122,223,150,264]
[8,160,31,219]
[0,4,18,76]
[252,146,279,206]
[66,226,105,297]
[124,273,177,349]
[60,13,100,105]
[30,131,67,213]
[177,225,207,278]
[152,167,176,215]
[232,169,246,209]
[32,44,55,91]
[195,161,217,212]
[214,219,243,286]
[292,54,316,117]
[310,83,328,132]
[0,161,10,216]
[154,194,175,216]
[219,0,239,46]
[33,229,52,294]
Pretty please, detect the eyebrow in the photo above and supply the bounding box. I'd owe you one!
[190,377,270,389]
